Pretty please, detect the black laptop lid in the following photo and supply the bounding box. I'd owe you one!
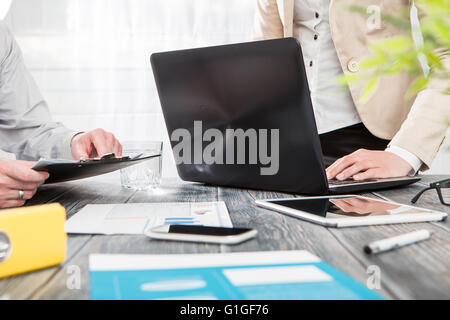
[151,38,328,194]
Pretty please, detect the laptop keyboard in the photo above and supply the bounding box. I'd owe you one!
[328,178,377,185]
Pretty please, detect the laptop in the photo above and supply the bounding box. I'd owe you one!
[150,38,419,195]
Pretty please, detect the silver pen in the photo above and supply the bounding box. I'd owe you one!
[364,230,432,254]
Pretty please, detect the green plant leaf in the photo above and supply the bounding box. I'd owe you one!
[360,77,379,102]
[406,76,429,97]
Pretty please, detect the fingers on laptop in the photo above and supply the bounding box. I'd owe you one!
[326,149,380,181]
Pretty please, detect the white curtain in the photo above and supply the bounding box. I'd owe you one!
[0,0,12,19]
[4,0,255,177]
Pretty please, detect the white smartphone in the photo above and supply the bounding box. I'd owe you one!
[145,225,258,245]
[255,195,448,228]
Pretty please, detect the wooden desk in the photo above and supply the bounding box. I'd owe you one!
[0,174,449,300]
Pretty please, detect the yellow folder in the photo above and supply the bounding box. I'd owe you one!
[0,203,67,278]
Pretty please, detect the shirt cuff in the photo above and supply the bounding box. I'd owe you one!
[385,145,423,176]
[58,131,83,160]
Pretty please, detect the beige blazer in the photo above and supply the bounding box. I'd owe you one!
[253,0,449,170]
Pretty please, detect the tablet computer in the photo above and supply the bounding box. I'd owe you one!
[255,195,447,228]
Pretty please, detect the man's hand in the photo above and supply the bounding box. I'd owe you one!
[71,129,122,160]
[326,149,413,181]
[0,159,49,208]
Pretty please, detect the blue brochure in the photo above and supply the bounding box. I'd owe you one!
[89,250,383,300]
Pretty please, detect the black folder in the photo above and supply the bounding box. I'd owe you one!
[32,154,160,184]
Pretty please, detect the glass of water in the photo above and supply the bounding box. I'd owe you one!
[120,141,163,190]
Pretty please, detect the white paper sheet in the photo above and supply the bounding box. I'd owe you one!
[89,250,321,271]
[222,265,332,286]
[65,201,232,234]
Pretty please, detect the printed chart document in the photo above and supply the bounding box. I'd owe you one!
[89,250,383,300]
[65,201,232,235]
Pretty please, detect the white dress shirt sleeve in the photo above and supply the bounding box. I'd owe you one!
[385,145,423,176]
[0,21,78,160]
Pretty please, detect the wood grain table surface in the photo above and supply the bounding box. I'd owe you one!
[0,174,448,300]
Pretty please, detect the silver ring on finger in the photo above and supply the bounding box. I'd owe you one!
[18,190,25,200]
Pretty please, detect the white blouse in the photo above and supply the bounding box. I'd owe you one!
[293,0,361,134]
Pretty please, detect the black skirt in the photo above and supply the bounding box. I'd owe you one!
[319,123,390,167]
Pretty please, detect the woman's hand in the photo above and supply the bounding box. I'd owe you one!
[326,149,413,181]
[0,159,49,208]
[329,198,399,215]
[71,129,122,160]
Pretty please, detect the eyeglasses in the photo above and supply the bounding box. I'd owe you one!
[411,178,450,206]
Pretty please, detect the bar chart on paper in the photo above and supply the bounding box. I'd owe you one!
[65,202,232,235]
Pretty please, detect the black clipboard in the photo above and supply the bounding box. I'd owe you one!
[32,153,160,184]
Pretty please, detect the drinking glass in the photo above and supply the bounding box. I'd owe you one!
[120,141,163,190]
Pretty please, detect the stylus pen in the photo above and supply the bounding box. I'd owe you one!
[364,230,432,255]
